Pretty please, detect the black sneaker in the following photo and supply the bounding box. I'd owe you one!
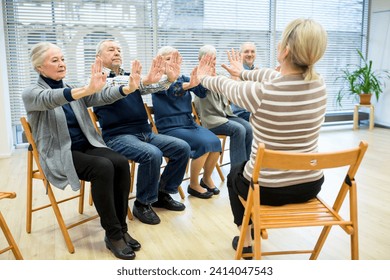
[133,202,161,225]
[152,192,185,211]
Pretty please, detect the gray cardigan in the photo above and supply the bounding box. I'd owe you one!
[22,76,125,191]
[193,89,236,129]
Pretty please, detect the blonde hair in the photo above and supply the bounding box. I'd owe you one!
[30,42,60,73]
[279,18,327,81]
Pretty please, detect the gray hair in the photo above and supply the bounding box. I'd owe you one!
[96,39,118,55]
[30,42,60,73]
[157,46,177,56]
[239,42,257,53]
[198,45,216,60]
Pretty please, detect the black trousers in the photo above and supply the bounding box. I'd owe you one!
[227,161,324,226]
[72,147,130,240]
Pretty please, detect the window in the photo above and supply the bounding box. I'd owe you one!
[2,0,368,146]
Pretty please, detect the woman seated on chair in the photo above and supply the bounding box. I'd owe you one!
[197,18,328,257]
[152,46,222,199]
[193,45,253,169]
[22,42,141,260]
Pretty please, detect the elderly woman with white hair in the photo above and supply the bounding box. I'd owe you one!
[22,42,142,260]
[152,46,222,199]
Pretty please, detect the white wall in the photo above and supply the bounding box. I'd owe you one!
[370,0,390,127]
[0,4,13,158]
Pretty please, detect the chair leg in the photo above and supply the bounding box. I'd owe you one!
[235,192,254,260]
[127,207,133,220]
[215,163,225,181]
[78,180,85,214]
[0,212,24,260]
[178,186,185,199]
[350,230,359,260]
[219,137,227,165]
[309,225,332,260]
[26,152,33,234]
[46,184,75,254]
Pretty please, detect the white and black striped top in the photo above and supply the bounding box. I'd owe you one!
[201,68,326,188]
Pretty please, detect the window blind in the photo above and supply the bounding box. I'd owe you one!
[2,0,368,145]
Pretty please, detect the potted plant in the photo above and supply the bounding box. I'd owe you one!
[335,49,390,106]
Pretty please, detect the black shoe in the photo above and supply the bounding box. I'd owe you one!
[104,236,135,260]
[123,232,141,251]
[232,236,252,260]
[152,193,185,211]
[200,179,220,195]
[133,203,161,225]
[187,186,213,199]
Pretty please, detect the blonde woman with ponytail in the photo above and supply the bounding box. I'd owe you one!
[197,18,328,258]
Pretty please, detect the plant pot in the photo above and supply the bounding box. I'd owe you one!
[359,93,372,105]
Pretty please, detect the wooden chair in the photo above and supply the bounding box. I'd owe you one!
[87,108,136,219]
[191,101,228,177]
[235,141,368,260]
[20,117,99,254]
[143,103,185,199]
[0,192,23,259]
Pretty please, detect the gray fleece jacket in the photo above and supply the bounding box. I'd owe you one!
[22,76,125,191]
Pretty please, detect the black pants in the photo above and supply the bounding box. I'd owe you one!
[227,162,324,226]
[72,147,130,240]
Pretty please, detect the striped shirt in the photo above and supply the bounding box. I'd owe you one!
[201,68,326,188]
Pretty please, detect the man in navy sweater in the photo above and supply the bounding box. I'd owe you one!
[93,39,190,225]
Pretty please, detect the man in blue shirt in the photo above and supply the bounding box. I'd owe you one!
[230,42,258,121]
[93,40,190,225]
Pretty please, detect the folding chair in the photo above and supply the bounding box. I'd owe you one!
[143,103,185,199]
[20,117,99,254]
[0,192,23,259]
[87,108,136,219]
[235,141,368,260]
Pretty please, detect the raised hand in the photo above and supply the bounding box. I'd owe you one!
[165,51,182,82]
[197,54,215,81]
[123,60,141,94]
[182,66,201,91]
[221,49,244,78]
[142,55,164,85]
[86,57,107,95]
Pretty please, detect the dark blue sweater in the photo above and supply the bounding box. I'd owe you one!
[93,81,151,141]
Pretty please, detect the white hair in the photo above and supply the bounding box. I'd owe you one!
[96,39,118,55]
[239,42,257,53]
[30,42,61,73]
[157,46,178,56]
[198,45,216,60]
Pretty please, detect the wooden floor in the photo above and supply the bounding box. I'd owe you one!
[1,124,389,260]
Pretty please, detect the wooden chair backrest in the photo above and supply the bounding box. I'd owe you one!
[252,141,368,183]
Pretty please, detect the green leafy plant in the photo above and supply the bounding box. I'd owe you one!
[335,49,390,106]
